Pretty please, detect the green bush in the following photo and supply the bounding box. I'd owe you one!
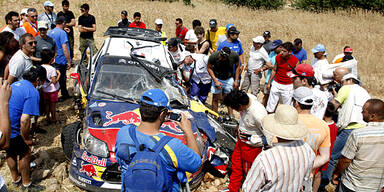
[291,0,384,12]
[223,0,285,10]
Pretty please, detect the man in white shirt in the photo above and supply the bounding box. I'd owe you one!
[184,20,200,46]
[243,104,315,192]
[180,52,211,104]
[1,11,26,41]
[312,44,331,84]
[7,33,36,84]
[241,36,272,96]
[289,63,328,119]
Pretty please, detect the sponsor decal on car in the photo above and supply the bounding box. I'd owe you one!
[80,162,98,177]
[98,102,106,107]
[81,151,107,167]
[78,176,92,185]
[103,110,141,127]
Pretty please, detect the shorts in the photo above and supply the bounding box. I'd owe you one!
[211,77,234,94]
[6,135,29,156]
[43,90,59,103]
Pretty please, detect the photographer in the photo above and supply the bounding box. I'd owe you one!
[115,89,201,192]
[38,1,57,32]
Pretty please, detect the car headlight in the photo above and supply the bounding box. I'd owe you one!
[82,128,109,158]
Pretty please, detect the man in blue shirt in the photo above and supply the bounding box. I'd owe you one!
[49,16,71,100]
[292,38,307,64]
[6,66,46,190]
[115,89,201,192]
[217,26,244,76]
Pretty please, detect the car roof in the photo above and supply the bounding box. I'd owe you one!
[104,27,167,43]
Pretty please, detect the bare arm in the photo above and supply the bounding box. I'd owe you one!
[52,70,61,84]
[176,113,200,156]
[332,156,352,185]
[266,62,278,90]
[313,147,330,169]
[20,114,33,146]
[196,41,209,54]
[69,18,76,27]
[78,25,87,33]
[234,61,240,88]
[62,43,71,69]
[4,65,9,80]
[330,99,341,112]
[82,24,96,32]
[0,78,11,149]
[7,75,16,84]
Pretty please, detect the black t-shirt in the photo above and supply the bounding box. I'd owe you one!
[208,51,239,80]
[118,19,130,28]
[57,10,75,37]
[78,14,96,39]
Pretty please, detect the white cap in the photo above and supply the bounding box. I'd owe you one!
[44,1,54,7]
[155,19,163,25]
[38,20,49,29]
[293,87,314,106]
[252,36,265,44]
[21,8,28,15]
[341,73,360,83]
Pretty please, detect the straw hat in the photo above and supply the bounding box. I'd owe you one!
[262,104,307,140]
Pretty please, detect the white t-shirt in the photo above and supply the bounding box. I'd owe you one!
[191,54,211,84]
[1,25,26,40]
[312,58,332,84]
[247,46,270,73]
[8,49,33,80]
[42,64,60,93]
[311,86,328,119]
[185,29,198,43]
[238,94,270,147]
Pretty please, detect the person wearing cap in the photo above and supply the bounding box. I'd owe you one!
[7,33,36,84]
[217,26,244,70]
[154,19,166,45]
[223,90,269,192]
[216,23,240,50]
[205,19,226,52]
[49,16,71,100]
[34,20,56,63]
[128,12,146,29]
[208,47,240,117]
[242,104,315,191]
[22,8,39,37]
[78,3,97,56]
[115,88,201,192]
[262,39,283,106]
[332,99,384,192]
[184,19,200,46]
[174,18,188,44]
[311,44,333,88]
[289,63,328,119]
[57,0,76,63]
[194,26,209,55]
[241,36,271,96]
[292,86,331,191]
[262,30,273,54]
[6,66,47,191]
[322,73,371,185]
[332,46,354,64]
[1,11,26,41]
[20,8,28,26]
[117,10,131,28]
[292,38,307,64]
[266,42,299,113]
[38,1,57,31]
[180,52,211,103]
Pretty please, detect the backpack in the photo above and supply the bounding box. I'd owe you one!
[122,126,173,192]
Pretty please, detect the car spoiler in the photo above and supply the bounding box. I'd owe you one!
[104,27,167,43]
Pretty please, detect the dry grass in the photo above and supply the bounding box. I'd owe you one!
[1,0,383,97]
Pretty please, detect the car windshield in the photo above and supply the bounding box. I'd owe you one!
[90,57,188,108]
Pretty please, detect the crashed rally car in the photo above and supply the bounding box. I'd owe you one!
[61,27,236,191]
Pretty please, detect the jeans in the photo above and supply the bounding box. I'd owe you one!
[54,64,69,98]
[321,129,354,186]
[190,79,211,104]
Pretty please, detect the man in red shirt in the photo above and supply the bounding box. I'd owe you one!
[266,42,298,113]
[175,18,188,44]
[128,12,146,29]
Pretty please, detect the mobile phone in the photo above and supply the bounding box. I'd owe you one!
[167,112,182,122]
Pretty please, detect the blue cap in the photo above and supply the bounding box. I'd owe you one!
[270,39,283,50]
[311,44,326,53]
[140,89,170,109]
[226,23,234,31]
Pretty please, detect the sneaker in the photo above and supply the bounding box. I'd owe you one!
[21,183,45,191]
[12,176,21,187]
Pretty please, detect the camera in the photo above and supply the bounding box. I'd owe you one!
[328,82,341,93]
[166,112,182,122]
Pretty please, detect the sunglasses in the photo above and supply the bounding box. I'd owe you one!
[28,41,37,46]
[31,15,38,18]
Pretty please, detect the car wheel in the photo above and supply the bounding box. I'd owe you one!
[61,121,82,161]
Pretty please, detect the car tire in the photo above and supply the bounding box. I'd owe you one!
[61,121,82,161]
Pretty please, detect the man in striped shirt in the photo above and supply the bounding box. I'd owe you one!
[242,104,315,192]
[332,99,384,192]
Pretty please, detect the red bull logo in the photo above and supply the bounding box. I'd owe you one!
[80,162,98,177]
[81,151,107,167]
[161,122,182,132]
[103,111,141,126]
